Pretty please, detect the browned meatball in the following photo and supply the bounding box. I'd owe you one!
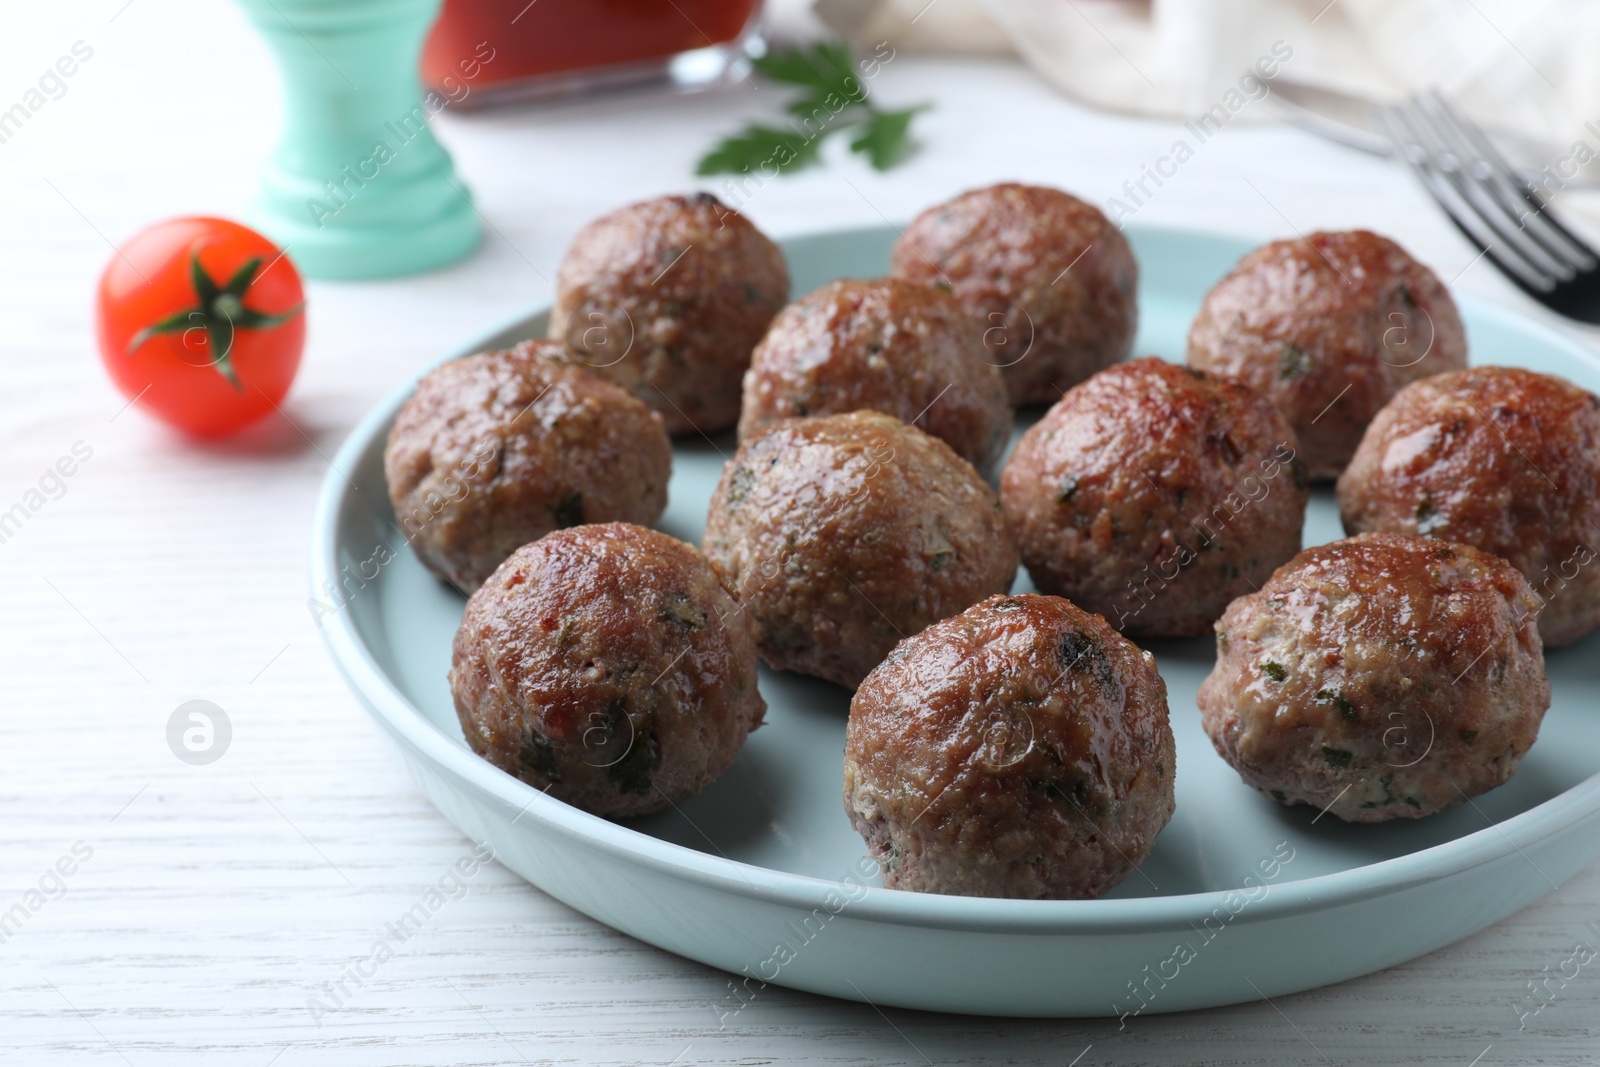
[549,192,789,434]
[843,593,1175,899]
[1338,366,1600,647]
[450,523,765,819]
[1198,533,1548,822]
[739,278,1012,474]
[1000,358,1309,638]
[889,183,1138,406]
[703,411,1018,689]
[1187,230,1466,480]
[385,341,672,592]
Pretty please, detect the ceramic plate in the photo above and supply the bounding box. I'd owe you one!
[311,223,1600,1017]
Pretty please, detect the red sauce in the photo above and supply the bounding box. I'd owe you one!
[423,0,760,94]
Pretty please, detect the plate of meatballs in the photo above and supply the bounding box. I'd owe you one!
[312,184,1600,1018]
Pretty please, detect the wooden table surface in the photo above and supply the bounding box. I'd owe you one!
[4,2,1599,1063]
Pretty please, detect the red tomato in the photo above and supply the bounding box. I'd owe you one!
[97,217,306,437]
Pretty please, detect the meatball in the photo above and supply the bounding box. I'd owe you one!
[450,523,765,819]
[549,192,789,434]
[1198,533,1548,822]
[843,593,1176,899]
[1339,366,1600,647]
[1187,230,1466,480]
[889,182,1138,406]
[1000,357,1309,637]
[703,411,1018,689]
[385,341,672,592]
[739,278,1012,474]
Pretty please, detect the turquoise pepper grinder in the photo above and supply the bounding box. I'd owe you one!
[234,0,480,279]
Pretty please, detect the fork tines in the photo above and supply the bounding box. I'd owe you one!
[1379,91,1600,307]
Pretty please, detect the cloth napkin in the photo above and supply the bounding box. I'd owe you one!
[788,0,1600,161]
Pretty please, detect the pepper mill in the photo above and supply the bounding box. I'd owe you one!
[234,0,480,279]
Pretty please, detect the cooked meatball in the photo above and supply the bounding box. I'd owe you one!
[549,192,789,434]
[450,523,765,819]
[843,593,1175,899]
[1198,533,1548,822]
[1187,230,1466,480]
[1000,357,1309,638]
[703,411,1018,689]
[385,341,672,592]
[739,278,1012,474]
[1338,366,1600,647]
[889,183,1137,406]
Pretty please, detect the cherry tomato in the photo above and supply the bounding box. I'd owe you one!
[97,216,305,437]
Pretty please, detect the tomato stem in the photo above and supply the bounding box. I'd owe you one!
[126,250,304,392]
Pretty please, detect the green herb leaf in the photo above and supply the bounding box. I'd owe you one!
[519,730,563,784]
[659,591,708,630]
[1279,343,1311,379]
[695,123,823,176]
[849,106,925,170]
[1416,498,1448,535]
[697,43,929,177]
[1057,629,1120,695]
[785,94,843,120]
[1315,688,1359,721]
[724,465,755,506]
[608,718,659,796]
[752,42,864,105]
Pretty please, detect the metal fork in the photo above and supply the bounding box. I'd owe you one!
[1378,91,1600,324]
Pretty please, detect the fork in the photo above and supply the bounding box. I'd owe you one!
[1378,91,1600,324]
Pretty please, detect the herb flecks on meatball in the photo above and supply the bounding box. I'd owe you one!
[1198,532,1549,822]
[703,410,1018,689]
[385,341,672,593]
[1187,230,1466,480]
[844,593,1176,899]
[891,182,1138,406]
[1001,357,1309,638]
[550,192,789,435]
[450,523,765,819]
[1339,365,1600,647]
[739,278,1012,475]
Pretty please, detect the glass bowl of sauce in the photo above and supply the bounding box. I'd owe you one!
[423,0,764,108]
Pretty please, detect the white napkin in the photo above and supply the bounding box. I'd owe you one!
[792,0,1600,154]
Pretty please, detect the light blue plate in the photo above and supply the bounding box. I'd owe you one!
[311,224,1600,1017]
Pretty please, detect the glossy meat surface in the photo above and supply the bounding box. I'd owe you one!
[703,411,1018,689]
[1187,230,1466,479]
[550,192,789,434]
[1001,357,1309,637]
[739,278,1011,474]
[450,523,765,818]
[385,341,671,592]
[844,593,1175,898]
[1198,533,1548,822]
[1339,365,1600,646]
[890,183,1137,406]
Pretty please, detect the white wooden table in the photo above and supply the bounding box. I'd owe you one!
[4,3,1599,1063]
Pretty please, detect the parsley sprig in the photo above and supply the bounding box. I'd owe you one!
[697,43,929,176]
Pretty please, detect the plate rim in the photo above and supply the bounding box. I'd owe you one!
[311,220,1600,936]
